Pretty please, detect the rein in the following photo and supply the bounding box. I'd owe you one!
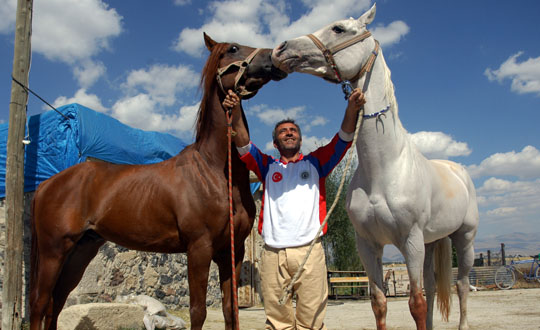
[216,48,261,329]
[278,31,381,306]
[219,48,262,329]
[225,108,240,329]
[217,48,262,98]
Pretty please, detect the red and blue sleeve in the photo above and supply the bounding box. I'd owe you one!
[306,133,352,178]
[239,143,273,181]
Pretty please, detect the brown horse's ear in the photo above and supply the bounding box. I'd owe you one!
[203,32,217,51]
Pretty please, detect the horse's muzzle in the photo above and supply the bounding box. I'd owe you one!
[271,65,288,81]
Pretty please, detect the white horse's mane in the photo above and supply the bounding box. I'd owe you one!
[378,51,398,116]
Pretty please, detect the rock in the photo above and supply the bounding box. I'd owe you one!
[116,294,187,330]
[57,303,145,330]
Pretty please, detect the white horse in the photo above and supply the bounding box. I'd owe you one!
[272,4,478,330]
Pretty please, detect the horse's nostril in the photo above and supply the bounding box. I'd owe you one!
[276,41,288,55]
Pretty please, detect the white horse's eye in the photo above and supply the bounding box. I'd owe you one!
[332,25,345,34]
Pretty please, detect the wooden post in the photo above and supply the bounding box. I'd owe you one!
[3,0,33,329]
[501,243,506,266]
[487,250,491,266]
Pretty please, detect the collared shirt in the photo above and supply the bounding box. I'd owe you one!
[238,130,353,248]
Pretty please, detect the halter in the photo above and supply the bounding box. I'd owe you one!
[306,30,379,99]
[216,47,262,98]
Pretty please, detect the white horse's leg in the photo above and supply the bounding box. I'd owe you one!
[401,227,427,330]
[355,235,387,330]
[451,232,475,330]
[423,243,436,330]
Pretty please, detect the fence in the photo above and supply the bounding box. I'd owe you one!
[383,263,540,297]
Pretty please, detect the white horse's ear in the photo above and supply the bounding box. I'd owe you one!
[359,3,376,26]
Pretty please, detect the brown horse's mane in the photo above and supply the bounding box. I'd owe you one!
[195,42,230,144]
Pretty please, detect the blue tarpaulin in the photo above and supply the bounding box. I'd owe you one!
[0,103,188,197]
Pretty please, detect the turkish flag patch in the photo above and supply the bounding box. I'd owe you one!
[272,172,283,182]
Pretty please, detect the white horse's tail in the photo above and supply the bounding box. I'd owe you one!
[434,237,452,321]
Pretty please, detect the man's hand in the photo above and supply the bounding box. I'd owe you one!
[346,88,366,113]
[222,89,250,147]
[222,90,240,110]
[341,88,367,134]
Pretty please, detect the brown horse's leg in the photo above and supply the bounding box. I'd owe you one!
[215,244,246,330]
[187,240,213,330]
[30,250,67,330]
[48,233,105,329]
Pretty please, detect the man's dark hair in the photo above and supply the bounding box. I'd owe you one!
[272,118,302,143]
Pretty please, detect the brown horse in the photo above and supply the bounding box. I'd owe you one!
[29,33,286,330]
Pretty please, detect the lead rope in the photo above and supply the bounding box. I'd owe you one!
[278,106,365,305]
[278,43,378,305]
[225,108,240,329]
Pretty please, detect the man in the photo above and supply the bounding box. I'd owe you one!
[223,88,366,330]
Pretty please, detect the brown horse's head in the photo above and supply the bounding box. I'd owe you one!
[196,34,287,143]
[202,33,287,100]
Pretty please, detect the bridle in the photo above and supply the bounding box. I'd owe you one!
[216,47,262,98]
[306,30,380,99]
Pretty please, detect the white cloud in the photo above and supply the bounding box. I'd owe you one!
[31,0,122,64]
[310,115,328,127]
[249,104,306,126]
[486,206,517,217]
[73,60,106,88]
[372,20,409,47]
[301,135,331,154]
[485,51,540,95]
[51,88,107,112]
[0,0,123,88]
[122,64,199,107]
[173,0,191,6]
[263,134,330,154]
[173,0,274,57]
[409,131,471,159]
[0,0,123,89]
[0,0,16,33]
[475,177,540,234]
[172,0,406,57]
[478,177,540,209]
[111,95,198,139]
[467,145,540,179]
[48,63,200,137]
[248,103,332,135]
[272,0,372,42]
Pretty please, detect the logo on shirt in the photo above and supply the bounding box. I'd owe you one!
[300,171,310,180]
[272,172,283,182]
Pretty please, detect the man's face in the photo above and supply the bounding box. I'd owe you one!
[274,122,302,155]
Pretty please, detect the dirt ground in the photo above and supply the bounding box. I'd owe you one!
[190,288,540,329]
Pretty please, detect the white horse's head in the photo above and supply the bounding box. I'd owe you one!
[272,4,377,84]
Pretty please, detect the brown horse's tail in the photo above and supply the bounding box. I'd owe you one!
[434,237,452,321]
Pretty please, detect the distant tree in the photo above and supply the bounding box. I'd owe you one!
[452,244,458,268]
[322,151,363,271]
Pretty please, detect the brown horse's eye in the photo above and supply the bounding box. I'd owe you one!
[229,45,239,53]
[332,25,345,34]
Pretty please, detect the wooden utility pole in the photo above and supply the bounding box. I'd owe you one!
[3,0,33,329]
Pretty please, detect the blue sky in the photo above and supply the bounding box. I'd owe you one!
[1,0,539,252]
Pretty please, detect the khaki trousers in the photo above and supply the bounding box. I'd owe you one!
[260,240,328,330]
